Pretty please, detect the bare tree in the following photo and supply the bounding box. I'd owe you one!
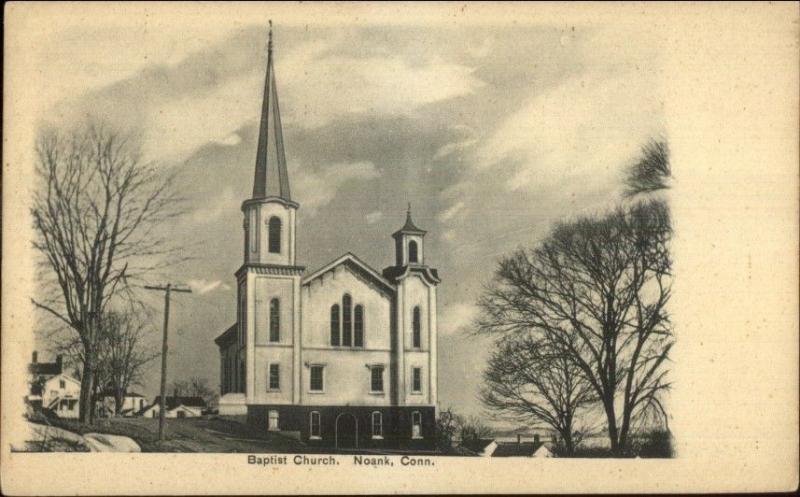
[480,333,595,455]
[170,376,217,407]
[434,407,460,453]
[477,199,673,456]
[624,140,671,197]
[458,415,493,443]
[98,311,159,415]
[31,121,181,422]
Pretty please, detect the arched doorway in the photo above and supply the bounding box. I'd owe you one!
[335,412,358,449]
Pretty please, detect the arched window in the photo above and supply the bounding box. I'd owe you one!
[310,411,321,439]
[269,298,280,342]
[342,294,352,347]
[372,412,383,438]
[330,304,340,346]
[268,216,282,254]
[411,411,422,439]
[408,240,418,263]
[354,305,364,347]
[412,306,421,348]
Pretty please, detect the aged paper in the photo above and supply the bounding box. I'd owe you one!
[2,2,798,494]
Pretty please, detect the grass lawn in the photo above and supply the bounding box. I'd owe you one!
[40,416,305,453]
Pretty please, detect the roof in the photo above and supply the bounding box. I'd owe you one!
[302,253,395,296]
[214,323,238,347]
[459,438,495,454]
[382,264,441,285]
[28,361,62,376]
[151,396,208,410]
[252,23,291,201]
[392,207,427,238]
[491,442,544,457]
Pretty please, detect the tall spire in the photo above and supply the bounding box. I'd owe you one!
[252,20,291,200]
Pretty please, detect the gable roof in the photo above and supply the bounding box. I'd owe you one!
[302,253,395,296]
[214,323,238,347]
[491,441,544,457]
[459,438,495,454]
[151,396,207,410]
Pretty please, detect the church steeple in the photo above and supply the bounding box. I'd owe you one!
[252,21,291,200]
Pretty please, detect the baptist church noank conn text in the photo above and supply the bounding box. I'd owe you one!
[247,454,435,467]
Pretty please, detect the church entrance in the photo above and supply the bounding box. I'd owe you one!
[335,412,358,449]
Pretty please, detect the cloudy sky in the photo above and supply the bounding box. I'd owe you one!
[30,9,665,421]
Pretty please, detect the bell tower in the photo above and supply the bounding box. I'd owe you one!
[237,22,304,406]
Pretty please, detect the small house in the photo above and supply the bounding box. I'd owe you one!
[138,396,207,418]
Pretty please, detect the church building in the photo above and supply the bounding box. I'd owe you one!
[214,26,440,450]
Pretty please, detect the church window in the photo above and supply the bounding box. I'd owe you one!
[269,298,280,342]
[412,367,422,393]
[370,366,384,393]
[372,412,383,439]
[310,411,321,438]
[330,304,340,346]
[268,216,281,254]
[268,363,280,391]
[342,294,352,347]
[239,361,245,392]
[412,411,422,439]
[310,365,324,392]
[412,306,421,348]
[408,240,419,263]
[354,305,364,347]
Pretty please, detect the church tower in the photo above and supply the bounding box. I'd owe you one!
[385,206,440,408]
[237,23,304,406]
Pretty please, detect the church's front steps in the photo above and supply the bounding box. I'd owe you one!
[247,404,436,451]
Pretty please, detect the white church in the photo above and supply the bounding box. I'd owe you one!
[215,26,440,450]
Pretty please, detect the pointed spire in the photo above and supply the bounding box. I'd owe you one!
[252,21,291,200]
[393,203,426,237]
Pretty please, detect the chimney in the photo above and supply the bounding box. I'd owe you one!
[534,434,541,445]
[32,351,38,363]
[517,434,522,445]
[56,355,63,369]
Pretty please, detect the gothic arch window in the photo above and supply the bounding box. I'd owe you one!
[268,216,282,254]
[330,304,340,346]
[354,305,364,347]
[342,294,353,347]
[408,240,418,263]
[412,306,421,348]
[269,298,280,342]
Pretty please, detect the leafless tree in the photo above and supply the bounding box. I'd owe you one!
[625,140,671,198]
[98,311,159,415]
[480,333,595,455]
[170,376,218,407]
[477,199,673,456]
[31,121,182,422]
[458,415,493,442]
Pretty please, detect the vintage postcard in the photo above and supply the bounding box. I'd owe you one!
[2,2,798,495]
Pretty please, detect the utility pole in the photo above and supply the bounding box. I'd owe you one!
[144,283,192,441]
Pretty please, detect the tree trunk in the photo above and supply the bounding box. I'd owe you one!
[604,400,621,456]
[114,390,124,416]
[78,350,94,424]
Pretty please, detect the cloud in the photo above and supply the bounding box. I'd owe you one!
[365,211,383,224]
[215,132,242,146]
[278,44,486,129]
[293,161,380,216]
[438,201,465,222]
[187,279,231,295]
[476,68,664,195]
[191,187,237,223]
[439,302,479,336]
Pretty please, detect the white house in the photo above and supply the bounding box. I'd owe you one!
[138,396,206,418]
[97,392,147,417]
[214,26,439,450]
[41,374,81,419]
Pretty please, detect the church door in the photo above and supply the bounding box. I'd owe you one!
[335,413,358,449]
